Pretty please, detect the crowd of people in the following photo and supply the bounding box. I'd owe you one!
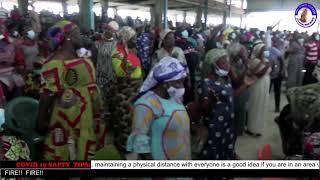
[0,3,320,175]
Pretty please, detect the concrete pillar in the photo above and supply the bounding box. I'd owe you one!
[229,0,232,18]
[101,0,109,23]
[154,0,163,28]
[18,0,28,16]
[183,11,187,23]
[240,0,244,28]
[163,0,168,29]
[204,0,208,27]
[61,0,68,17]
[150,6,155,26]
[195,6,203,28]
[222,0,227,26]
[79,0,94,30]
[114,7,118,16]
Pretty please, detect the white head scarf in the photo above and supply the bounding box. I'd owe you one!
[140,56,188,93]
[118,26,136,42]
[160,29,173,40]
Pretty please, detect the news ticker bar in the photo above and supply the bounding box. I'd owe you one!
[2,160,318,170]
[0,169,318,178]
[0,160,319,177]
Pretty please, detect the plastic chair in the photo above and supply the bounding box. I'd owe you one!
[4,96,43,160]
[93,145,124,160]
[258,144,299,180]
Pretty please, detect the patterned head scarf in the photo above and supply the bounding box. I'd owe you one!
[223,27,234,40]
[202,49,228,77]
[251,43,265,59]
[118,26,136,42]
[47,20,78,48]
[103,21,119,32]
[140,56,188,93]
[160,29,173,40]
[204,48,228,66]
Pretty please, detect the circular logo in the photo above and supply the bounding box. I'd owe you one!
[295,3,317,28]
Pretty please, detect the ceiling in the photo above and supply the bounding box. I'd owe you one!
[246,0,320,12]
[33,0,245,16]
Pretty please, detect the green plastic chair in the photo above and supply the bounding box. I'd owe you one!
[4,96,43,160]
[93,145,124,160]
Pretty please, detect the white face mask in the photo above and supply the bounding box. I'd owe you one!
[0,34,4,40]
[167,86,185,100]
[298,38,304,45]
[8,37,14,43]
[215,66,229,77]
[216,42,223,49]
[13,31,18,37]
[27,30,36,40]
[230,33,236,39]
[263,50,270,58]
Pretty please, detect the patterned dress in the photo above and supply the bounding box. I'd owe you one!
[198,78,236,160]
[0,135,30,180]
[95,39,117,125]
[127,91,191,160]
[0,135,30,161]
[41,58,106,160]
[110,43,143,153]
[137,32,151,75]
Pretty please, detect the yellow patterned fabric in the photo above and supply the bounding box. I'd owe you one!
[41,58,106,160]
[111,43,142,79]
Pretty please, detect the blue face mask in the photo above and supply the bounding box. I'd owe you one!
[215,66,229,77]
[181,30,189,39]
[0,108,4,128]
[27,30,36,40]
[263,50,270,58]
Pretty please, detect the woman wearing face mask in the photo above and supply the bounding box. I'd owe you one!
[37,21,106,161]
[20,27,40,71]
[20,27,41,98]
[127,56,191,161]
[246,43,271,137]
[197,49,255,162]
[109,26,143,156]
[286,34,305,89]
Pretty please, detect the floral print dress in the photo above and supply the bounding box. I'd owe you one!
[198,78,236,160]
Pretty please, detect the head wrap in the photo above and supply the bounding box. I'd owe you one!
[118,26,136,42]
[134,19,144,28]
[223,27,234,40]
[228,42,242,57]
[139,56,188,93]
[204,48,228,66]
[103,21,119,32]
[47,20,78,48]
[160,29,173,40]
[251,43,265,59]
